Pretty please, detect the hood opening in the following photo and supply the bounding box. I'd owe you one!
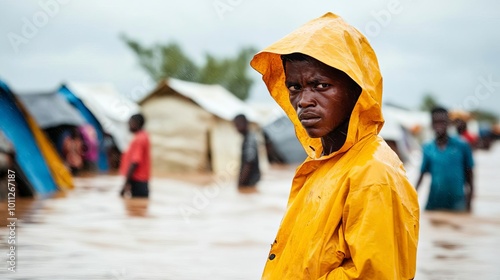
[251,12,384,160]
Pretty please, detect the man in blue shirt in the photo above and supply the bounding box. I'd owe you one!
[416,107,475,212]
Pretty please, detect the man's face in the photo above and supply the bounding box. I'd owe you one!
[129,119,139,133]
[456,119,466,134]
[432,112,449,137]
[285,58,360,138]
[234,118,247,134]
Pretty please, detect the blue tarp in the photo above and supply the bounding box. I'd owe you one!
[57,85,109,172]
[0,80,59,196]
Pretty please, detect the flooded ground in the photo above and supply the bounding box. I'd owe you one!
[1,143,500,279]
[413,142,500,280]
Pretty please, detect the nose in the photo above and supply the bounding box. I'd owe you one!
[297,89,315,109]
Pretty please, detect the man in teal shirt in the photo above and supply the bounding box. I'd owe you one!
[416,107,475,212]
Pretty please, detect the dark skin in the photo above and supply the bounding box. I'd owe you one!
[456,120,475,192]
[234,116,254,187]
[415,112,474,211]
[456,119,476,149]
[456,119,467,136]
[284,58,360,156]
[120,118,141,197]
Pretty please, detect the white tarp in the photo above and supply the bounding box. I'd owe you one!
[380,105,428,165]
[142,78,258,122]
[381,105,432,142]
[65,82,140,152]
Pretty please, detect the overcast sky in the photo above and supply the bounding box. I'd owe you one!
[1,0,499,114]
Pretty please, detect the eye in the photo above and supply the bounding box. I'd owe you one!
[288,84,301,91]
[316,83,331,89]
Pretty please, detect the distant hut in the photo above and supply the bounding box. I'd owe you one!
[139,78,267,176]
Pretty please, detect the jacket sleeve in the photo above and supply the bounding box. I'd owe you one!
[318,184,417,280]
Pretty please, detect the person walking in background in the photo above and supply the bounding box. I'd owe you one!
[250,12,419,279]
[455,118,478,150]
[62,127,84,175]
[416,107,475,212]
[120,113,151,198]
[233,114,261,193]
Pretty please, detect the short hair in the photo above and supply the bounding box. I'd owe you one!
[233,114,248,123]
[130,113,145,128]
[281,53,311,71]
[431,106,448,116]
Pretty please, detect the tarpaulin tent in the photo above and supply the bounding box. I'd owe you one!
[263,115,307,164]
[380,104,426,165]
[18,92,87,155]
[17,92,86,129]
[250,103,306,164]
[0,80,73,197]
[139,78,267,176]
[63,82,139,152]
[57,85,109,172]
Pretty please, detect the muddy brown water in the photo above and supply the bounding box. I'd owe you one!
[1,144,499,279]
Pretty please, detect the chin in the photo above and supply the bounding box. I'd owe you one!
[304,128,324,139]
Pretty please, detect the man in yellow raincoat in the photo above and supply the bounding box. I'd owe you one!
[251,13,420,279]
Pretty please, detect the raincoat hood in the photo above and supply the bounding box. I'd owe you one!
[251,12,384,159]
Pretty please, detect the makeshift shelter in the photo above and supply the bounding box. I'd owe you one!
[0,80,73,197]
[380,105,427,165]
[139,78,266,175]
[57,85,110,171]
[17,92,86,153]
[382,105,431,142]
[63,82,140,152]
[263,115,307,164]
[17,92,86,129]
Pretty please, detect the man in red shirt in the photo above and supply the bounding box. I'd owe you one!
[456,119,478,149]
[120,113,151,198]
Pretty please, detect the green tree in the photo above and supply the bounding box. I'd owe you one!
[419,93,439,111]
[122,35,256,100]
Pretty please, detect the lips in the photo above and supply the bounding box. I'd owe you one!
[299,112,321,127]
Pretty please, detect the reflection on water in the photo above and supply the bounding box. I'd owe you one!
[433,240,463,250]
[0,198,43,226]
[0,144,499,279]
[429,217,463,230]
[122,198,149,217]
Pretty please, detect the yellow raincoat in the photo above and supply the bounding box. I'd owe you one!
[251,12,419,279]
